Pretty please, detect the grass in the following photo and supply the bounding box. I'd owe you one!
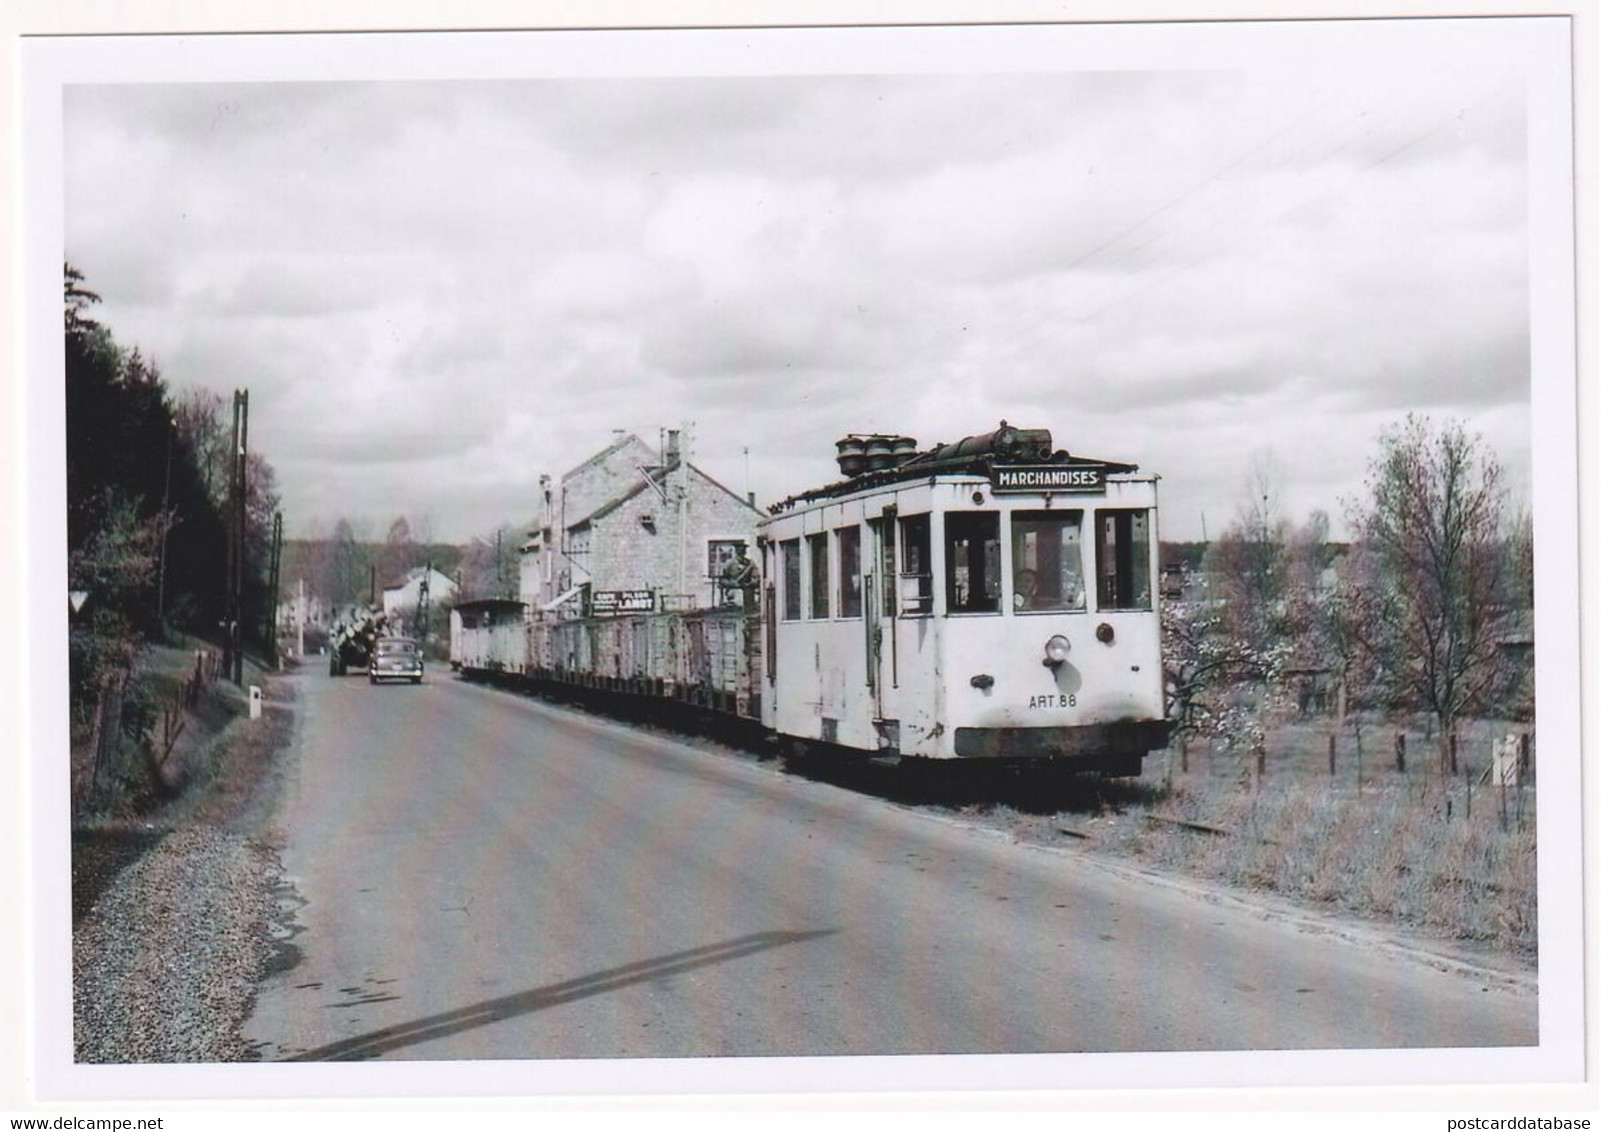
[974,712,1538,958]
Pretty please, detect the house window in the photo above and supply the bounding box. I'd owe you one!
[781,540,801,621]
[836,526,862,619]
[1010,511,1086,612]
[807,532,830,619]
[1096,509,1152,611]
[945,511,1001,614]
[707,538,747,579]
[898,514,932,615]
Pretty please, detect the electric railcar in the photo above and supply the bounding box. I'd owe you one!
[452,423,1173,775]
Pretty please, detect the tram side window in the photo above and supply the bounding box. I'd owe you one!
[1010,511,1086,612]
[837,526,862,618]
[807,532,830,619]
[898,514,932,614]
[945,511,1001,614]
[781,540,802,621]
[1095,509,1153,611]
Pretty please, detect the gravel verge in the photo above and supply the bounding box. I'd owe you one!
[71,670,300,1063]
[73,828,279,1062]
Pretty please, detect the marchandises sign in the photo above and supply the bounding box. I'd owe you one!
[990,464,1107,493]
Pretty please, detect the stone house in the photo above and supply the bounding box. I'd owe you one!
[519,429,762,613]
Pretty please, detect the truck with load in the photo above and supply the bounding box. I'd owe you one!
[328,605,388,676]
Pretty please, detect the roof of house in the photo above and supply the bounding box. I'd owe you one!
[567,459,760,532]
[382,565,455,592]
[561,432,658,484]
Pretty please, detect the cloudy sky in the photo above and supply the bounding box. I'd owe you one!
[61,33,1536,543]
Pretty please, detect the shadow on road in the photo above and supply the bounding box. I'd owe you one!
[284,928,838,1061]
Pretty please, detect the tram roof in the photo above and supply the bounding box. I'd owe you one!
[767,449,1141,514]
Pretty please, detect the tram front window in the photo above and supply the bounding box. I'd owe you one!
[1096,509,1153,611]
[1010,511,1086,612]
[945,511,1001,614]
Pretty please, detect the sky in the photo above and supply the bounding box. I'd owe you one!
[61,46,1535,544]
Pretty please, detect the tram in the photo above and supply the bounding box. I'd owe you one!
[760,424,1170,773]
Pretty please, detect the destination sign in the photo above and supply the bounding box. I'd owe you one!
[591,589,655,614]
[991,464,1107,493]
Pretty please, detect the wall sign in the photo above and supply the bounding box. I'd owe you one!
[591,589,655,614]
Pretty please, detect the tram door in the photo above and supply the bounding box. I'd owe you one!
[866,512,900,739]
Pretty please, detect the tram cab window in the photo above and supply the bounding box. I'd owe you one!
[780,540,802,621]
[1010,511,1087,612]
[1095,509,1153,611]
[898,514,932,614]
[837,526,862,618]
[945,511,1002,614]
[807,533,830,619]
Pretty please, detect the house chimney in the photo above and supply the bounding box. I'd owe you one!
[666,429,681,464]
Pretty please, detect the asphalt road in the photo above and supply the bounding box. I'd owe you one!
[242,669,1536,1061]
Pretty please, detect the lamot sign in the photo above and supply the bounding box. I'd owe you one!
[591,589,655,614]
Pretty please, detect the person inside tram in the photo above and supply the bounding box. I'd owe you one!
[1013,567,1039,611]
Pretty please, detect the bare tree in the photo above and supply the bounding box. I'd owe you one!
[379,516,417,589]
[173,387,231,511]
[1342,415,1514,760]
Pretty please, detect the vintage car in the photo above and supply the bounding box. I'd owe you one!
[369,636,424,685]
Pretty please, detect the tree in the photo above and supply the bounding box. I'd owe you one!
[327,518,366,606]
[1202,450,1292,652]
[173,387,232,511]
[457,523,517,601]
[379,516,417,589]
[1341,415,1515,759]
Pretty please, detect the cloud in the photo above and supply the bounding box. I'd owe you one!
[62,62,1533,542]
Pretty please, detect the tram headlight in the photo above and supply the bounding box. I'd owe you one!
[1043,634,1071,666]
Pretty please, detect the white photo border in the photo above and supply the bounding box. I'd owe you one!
[12,13,1588,1105]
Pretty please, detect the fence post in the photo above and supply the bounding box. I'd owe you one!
[1328,732,1336,776]
[1450,729,1459,776]
[1180,735,1189,774]
[1395,732,1406,774]
[1518,732,1532,786]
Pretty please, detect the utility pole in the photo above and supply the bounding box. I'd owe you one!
[418,560,431,647]
[222,392,240,682]
[266,511,283,667]
[677,421,692,602]
[232,390,249,685]
[296,576,305,659]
